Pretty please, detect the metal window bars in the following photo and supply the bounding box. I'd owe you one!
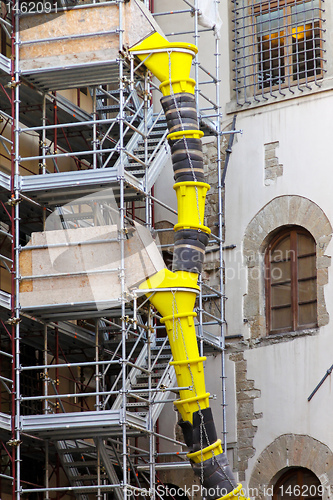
[232,0,326,105]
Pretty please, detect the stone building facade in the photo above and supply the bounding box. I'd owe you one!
[155,0,333,498]
[220,0,333,496]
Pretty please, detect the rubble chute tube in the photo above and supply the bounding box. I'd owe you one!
[131,33,248,500]
[161,93,198,134]
[173,229,209,274]
[170,136,205,183]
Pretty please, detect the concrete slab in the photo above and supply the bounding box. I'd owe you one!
[19,222,164,311]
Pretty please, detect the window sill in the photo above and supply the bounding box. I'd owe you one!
[249,327,319,348]
[225,76,333,115]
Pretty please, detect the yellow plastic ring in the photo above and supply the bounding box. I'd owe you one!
[170,356,206,366]
[167,130,204,141]
[173,181,210,189]
[173,223,211,234]
[160,312,197,324]
[187,439,222,460]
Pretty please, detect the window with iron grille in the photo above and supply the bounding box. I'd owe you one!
[232,0,325,105]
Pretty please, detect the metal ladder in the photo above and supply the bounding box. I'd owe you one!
[111,334,176,425]
[56,438,123,500]
[95,86,170,186]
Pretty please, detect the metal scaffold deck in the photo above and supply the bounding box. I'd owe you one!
[0,1,230,498]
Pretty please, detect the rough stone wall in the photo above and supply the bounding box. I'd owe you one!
[229,351,262,482]
[264,141,283,186]
[249,434,333,500]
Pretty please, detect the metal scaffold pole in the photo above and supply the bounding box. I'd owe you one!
[9,3,16,496]
[148,306,156,500]
[92,86,98,170]
[214,0,228,455]
[96,320,102,500]
[118,3,129,500]
[194,0,200,114]
[0,0,236,496]
[194,0,205,362]
[44,324,50,499]
[13,5,21,498]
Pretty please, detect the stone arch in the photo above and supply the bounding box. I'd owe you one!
[249,434,333,500]
[243,195,332,338]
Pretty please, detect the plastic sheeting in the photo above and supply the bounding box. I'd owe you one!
[197,0,222,39]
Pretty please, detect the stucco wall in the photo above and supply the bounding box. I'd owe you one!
[154,0,333,492]
[224,72,333,490]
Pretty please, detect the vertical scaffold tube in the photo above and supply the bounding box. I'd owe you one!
[130,34,248,500]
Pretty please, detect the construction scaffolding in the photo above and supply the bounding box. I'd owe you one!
[0,0,229,498]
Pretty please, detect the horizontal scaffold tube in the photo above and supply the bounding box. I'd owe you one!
[132,32,249,500]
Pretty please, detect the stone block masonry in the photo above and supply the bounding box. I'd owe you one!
[264,141,283,186]
[229,352,262,482]
[249,434,333,500]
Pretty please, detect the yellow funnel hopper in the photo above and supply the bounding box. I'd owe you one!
[130,32,198,95]
[139,268,199,317]
[139,268,210,423]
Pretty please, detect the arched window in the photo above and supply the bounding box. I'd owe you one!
[273,467,322,500]
[265,227,317,334]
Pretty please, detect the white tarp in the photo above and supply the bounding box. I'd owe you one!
[197,0,222,39]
